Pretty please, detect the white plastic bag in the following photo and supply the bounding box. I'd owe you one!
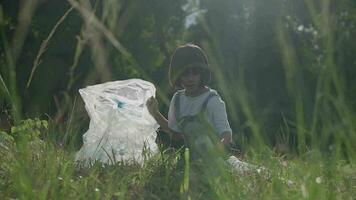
[75,79,159,166]
[226,156,258,174]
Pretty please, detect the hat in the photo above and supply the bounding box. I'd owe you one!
[169,44,211,88]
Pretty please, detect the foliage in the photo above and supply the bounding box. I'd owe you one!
[0,131,15,191]
[10,118,48,141]
[182,0,356,154]
[0,126,355,199]
[0,0,356,199]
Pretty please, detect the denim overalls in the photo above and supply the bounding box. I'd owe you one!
[174,90,222,161]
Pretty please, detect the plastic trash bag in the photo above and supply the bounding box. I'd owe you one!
[226,156,258,174]
[226,156,271,177]
[75,79,159,166]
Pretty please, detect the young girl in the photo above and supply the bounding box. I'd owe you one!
[146,43,232,161]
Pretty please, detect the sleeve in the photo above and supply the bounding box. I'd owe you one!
[168,93,181,132]
[207,96,232,136]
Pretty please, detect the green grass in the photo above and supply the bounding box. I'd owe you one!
[0,121,355,199]
[1,0,356,199]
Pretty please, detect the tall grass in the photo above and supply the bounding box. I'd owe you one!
[0,5,22,124]
[0,0,355,199]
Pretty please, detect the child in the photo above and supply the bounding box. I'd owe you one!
[146,43,232,161]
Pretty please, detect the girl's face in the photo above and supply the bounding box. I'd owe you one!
[180,67,204,95]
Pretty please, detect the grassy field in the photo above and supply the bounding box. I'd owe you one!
[1,1,356,199]
[0,118,355,199]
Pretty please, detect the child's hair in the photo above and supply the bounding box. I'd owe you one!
[169,43,211,89]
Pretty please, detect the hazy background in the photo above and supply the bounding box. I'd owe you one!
[1,0,356,153]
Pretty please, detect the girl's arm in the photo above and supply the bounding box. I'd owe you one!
[208,97,233,146]
[146,97,184,140]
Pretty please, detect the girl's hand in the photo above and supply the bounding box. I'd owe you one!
[220,131,232,145]
[146,96,159,117]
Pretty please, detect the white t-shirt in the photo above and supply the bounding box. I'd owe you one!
[168,88,232,136]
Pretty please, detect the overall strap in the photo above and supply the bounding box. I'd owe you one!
[200,91,218,113]
[175,90,219,120]
[174,90,184,120]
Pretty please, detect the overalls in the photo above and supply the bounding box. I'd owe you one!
[174,90,223,162]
